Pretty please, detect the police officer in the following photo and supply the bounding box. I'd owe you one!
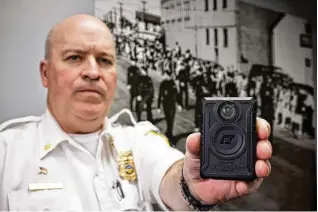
[174,42,182,58]
[260,76,275,143]
[135,67,154,122]
[176,60,190,109]
[208,66,219,97]
[184,49,192,65]
[162,51,176,78]
[224,70,238,97]
[129,39,137,61]
[0,14,273,212]
[127,60,140,111]
[0,15,186,211]
[145,47,155,71]
[302,92,315,137]
[157,70,178,141]
[192,67,209,132]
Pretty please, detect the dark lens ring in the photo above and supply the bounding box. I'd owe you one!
[220,103,236,120]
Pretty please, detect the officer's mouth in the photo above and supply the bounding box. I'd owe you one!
[78,89,100,94]
[74,90,107,103]
[76,88,105,97]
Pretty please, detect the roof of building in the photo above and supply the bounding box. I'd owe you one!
[136,11,161,25]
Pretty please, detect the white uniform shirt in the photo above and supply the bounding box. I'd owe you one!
[0,109,185,211]
[68,131,100,156]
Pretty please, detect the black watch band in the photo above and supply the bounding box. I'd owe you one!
[180,167,218,211]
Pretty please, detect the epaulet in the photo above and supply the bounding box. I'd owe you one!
[0,116,42,132]
[137,121,171,147]
[145,129,171,146]
[136,121,159,133]
[109,108,137,127]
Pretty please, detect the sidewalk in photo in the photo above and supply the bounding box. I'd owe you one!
[273,124,316,150]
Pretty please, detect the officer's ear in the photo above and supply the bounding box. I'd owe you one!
[40,60,49,88]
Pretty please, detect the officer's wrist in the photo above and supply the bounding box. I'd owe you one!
[180,166,218,211]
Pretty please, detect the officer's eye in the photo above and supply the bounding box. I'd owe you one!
[66,55,81,61]
[98,57,113,65]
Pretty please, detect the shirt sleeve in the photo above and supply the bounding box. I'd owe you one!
[136,126,185,211]
[0,135,7,193]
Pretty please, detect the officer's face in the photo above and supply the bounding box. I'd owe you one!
[40,16,117,133]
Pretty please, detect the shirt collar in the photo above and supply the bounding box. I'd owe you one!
[39,109,110,159]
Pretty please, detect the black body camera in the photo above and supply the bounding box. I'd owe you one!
[200,97,257,181]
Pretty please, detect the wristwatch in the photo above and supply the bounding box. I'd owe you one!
[180,167,218,211]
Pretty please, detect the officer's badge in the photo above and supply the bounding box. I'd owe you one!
[118,151,137,182]
[146,130,171,146]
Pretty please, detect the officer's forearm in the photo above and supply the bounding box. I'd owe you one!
[159,159,192,211]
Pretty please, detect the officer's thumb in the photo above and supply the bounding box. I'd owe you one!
[185,133,201,159]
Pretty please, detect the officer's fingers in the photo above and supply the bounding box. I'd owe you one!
[236,178,264,196]
[247,178,264,194]
[256,140,272,160]
[256,118,271,140]
[185,133,201,158]
[247,178,263,193]
[255,160,271,178]
[235,181,249,196]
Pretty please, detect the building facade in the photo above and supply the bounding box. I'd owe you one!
[273,14,314,86]
[237,1,283,75]
[161,0,238,70]
[160,0,314,86]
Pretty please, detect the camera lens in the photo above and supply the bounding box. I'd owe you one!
[219,103,236,120]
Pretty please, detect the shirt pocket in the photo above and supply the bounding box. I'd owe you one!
[8,189,79,211]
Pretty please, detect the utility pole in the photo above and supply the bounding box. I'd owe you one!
[141,0,147,30]
[113,7,117,32]
[119,2,123,34]
[193,0,198,57]
[108,11,113,32]
[109,10,113,23]
[142,0,146,12]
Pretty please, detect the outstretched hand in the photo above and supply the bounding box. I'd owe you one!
[183,118,272,205]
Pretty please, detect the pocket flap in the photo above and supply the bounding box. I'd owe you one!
[8,189,67,211]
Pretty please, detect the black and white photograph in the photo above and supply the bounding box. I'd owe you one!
[0,0,316,211]
[96,0,317,210]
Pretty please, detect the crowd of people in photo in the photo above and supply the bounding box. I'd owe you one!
[115,34,315,144]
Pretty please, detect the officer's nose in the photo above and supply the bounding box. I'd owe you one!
[81,56,100,81]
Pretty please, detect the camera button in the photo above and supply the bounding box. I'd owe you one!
[212,126,243,156]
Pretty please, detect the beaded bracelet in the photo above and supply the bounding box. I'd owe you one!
[180,166,218,211]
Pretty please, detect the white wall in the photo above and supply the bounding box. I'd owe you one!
[161,0,178,22]
[198,27,238,69]
[0,0,95,123]
[218,27,238,70]
[164,21,195,54]
[273,14,314,86]
[187,0,236,28]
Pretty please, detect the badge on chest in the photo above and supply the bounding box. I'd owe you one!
[118,151,137,182]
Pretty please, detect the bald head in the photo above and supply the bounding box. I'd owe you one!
[40,14,118,134]
[45,14,114,60]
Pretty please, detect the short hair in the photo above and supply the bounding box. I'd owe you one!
[44,28,54,60]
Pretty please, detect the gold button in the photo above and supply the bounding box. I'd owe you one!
[44,144,51,151]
